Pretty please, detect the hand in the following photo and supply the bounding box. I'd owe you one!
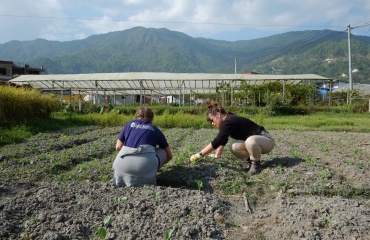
[208,153,220,159]
[190,153,202,162]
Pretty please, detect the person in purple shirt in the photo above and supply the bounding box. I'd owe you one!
[112,107,172,187]
[190,101,274,175]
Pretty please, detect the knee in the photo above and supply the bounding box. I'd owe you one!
[230,142,243,153]
[245,137,258,148]
[229,143,235,152]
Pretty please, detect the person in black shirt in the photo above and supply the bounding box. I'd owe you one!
[190,101,274,174]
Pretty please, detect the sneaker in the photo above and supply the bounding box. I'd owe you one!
[245,158,252,170]
[248,161,261,175]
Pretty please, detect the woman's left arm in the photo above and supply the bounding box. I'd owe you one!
[200,143,215,156]
[115,139,124,151]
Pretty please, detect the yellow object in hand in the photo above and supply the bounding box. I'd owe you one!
[190,153,202,162]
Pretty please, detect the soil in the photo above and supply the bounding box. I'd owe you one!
[1,126,370,240]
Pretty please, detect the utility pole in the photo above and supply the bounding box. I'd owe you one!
[347,24,353,104]
[231,57,237,106]
[234,57,237,74]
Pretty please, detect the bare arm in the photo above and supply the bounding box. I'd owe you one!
[199,143,215,156]
[215,145,225,157]
[115,139,124,151]
[164,146,173,163]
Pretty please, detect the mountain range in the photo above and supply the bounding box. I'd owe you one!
[1,26,369,83]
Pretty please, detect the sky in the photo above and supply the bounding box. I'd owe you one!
[1,0,370,44]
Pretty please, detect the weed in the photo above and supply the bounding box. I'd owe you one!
[21,219,31,240]
[172,147,191,166]
[219,180,242,195]
[305,156,316,166]
[267,149,275,158]
[114,196,121,209]
[346,158,354,165]
[278,181,289,193]
[277,165,284,174]
[153,192,159,200]
[290,146,302,158]
[357,163,364,169]
[354,148,362,155]
[101,175,110,182]
[320,144,330,153]
[321,169,332,180]
[290,172,297,180]
[321,216,334,227]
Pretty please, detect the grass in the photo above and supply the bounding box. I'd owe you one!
[1,111,369,147]
[0,85,60,122]
[255,112,370,132]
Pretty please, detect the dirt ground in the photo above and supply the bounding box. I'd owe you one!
[1,127,370,239]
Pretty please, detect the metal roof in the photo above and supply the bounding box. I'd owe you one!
[9,72,332,95]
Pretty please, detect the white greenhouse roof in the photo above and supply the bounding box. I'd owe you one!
[9,72,332,95]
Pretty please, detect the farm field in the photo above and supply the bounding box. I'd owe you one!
[1,126,370,239]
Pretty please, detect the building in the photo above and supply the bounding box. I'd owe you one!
[0,60,44,83]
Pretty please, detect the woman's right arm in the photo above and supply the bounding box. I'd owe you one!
[164,146,173,163]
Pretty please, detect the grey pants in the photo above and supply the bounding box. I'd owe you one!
[229,131,274,161]
[112,145,167,187]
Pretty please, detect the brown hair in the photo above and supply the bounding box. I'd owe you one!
[206,101,226,122]
[135,107,154,123]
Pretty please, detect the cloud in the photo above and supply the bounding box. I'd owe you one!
[1,0,370,43]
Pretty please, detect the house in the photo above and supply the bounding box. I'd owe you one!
[0,60,44,83]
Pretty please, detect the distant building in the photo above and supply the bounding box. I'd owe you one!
[316,80,370,98]
[0,60,44,83]
[243,71,261,75]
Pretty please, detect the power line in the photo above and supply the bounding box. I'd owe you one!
[232,29,346,70]
[0,14,342,28]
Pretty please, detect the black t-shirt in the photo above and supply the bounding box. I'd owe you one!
[211,114,263,149]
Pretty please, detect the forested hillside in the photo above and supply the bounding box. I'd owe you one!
[1,26,369,83]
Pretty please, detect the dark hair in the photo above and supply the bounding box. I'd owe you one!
[135,107,154,123]
[206,101,226,122]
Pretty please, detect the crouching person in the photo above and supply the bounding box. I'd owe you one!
[190,101,274,175]
[112,107,172,187]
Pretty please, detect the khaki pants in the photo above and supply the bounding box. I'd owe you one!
[229,131,274,161]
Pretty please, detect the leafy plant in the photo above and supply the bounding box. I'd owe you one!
[93,215,111,240]
[21,219,31,240]
[114,196,121,210]
[305,156,316,166]
[153,192,159,200]
[354,148,362,155]
[320,144,330,153]
[277,165,284,174]
[195,179,204,192]
[164,228,175,240]
[290,146,302,158]
[321,216,334,227]
[321,169,332,179]
[290,172,297,180]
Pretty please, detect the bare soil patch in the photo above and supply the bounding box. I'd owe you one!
[1,127,370,239]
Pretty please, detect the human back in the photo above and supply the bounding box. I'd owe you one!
[112,107,172,187]
[118,119,168,148]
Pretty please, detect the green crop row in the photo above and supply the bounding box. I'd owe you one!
[0,85,60,122]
